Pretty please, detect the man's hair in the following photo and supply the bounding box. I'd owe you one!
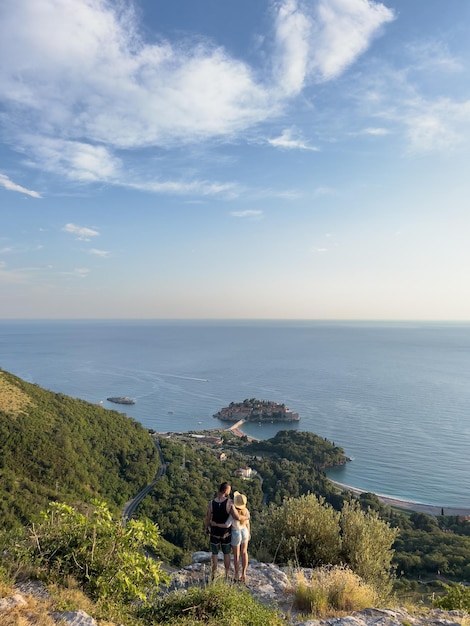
[219,481,230,494]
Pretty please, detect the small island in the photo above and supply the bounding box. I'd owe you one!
[107,396,135,405]
[213,398,300,423]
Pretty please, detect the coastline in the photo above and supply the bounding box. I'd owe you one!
[328,479,470,517]
[228,421,470,517]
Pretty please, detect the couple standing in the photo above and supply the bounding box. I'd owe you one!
[205,481,250,583]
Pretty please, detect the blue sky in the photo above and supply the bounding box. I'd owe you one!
[2,0,470,320]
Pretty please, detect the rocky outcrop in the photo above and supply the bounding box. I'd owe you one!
[1,560,467,626]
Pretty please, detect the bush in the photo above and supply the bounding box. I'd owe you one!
[433,584,470,611]
[139,578,284,625]
[253,494,397,598]
[9,500,168,605]
[293,566,377,617]
[254,494,341,566]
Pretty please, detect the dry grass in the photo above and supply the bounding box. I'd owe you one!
[0,580,110,626]
[0,373,34,417]
[0,594,56,626]
[292,565,378,618]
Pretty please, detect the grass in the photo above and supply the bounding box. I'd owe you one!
[292,565,378,617]
[0,372,34,417]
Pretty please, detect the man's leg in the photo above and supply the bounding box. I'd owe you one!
[223,550,231,578]
[211,552,218,578]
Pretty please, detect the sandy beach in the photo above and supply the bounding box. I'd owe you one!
[228,421,470,517]
[329,480,470,517]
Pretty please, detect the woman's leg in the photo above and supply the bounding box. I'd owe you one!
[240,541,248,582]
[232,544,241,580]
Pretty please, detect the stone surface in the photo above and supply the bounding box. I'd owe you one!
[51,608,98,625]
[0,592,28,610]
[0,565,467,626]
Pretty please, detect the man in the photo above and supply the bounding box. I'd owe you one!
[205,481,246,579]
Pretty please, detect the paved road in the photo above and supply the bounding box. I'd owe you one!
[122,438,166,523]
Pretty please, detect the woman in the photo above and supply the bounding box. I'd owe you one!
[231,491,250,583]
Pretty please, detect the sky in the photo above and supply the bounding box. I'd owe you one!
[2,0,470,320]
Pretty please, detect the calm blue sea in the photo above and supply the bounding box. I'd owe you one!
[1,319,469,508]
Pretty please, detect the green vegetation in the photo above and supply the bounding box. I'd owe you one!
[253,494,398,597]
[139,579,284,625]
[0,502,283,625]
[6,500,168,605]
[433,584,470,611]
[0,368,160,529]
[1,368,470,622]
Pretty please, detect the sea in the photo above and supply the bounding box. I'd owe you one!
[1,319,469,508]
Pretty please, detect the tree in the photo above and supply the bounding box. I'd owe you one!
[340,500,399,597]
[254,494,341,566]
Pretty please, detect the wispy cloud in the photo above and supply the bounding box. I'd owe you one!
[62,223,100,241]
[89,248,109,257]
[126,179,239,198]
[406,41,463,74]
[404,97,470,153]
[268,127,319,150]
[0,261,28,284]
[61,268,90,278]
[0,173,41,198]
[230,210,263,219]
[361,127,390,136]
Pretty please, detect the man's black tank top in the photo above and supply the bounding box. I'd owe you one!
[212,498,229,525]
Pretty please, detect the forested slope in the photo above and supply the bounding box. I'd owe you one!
[0,368,160,529]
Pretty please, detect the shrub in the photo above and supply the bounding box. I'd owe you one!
[139,578,284,625]
[293,566,377,617]
[433,584,470,611]
[9,500,168,605]
[254,494,341,566]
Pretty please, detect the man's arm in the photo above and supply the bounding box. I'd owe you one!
[204,501,212,534]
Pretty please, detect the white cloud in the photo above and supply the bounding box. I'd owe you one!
[406,41,463,74]
[126,179,239,197]
[362,127,390,136]
[268,127,319,150]
[306,0,395,82]
[23,137,122,182]
[62,223,100,241]
[230,210,263,218]
[89,248,109,257]
[0,173,41,197]
[313,186,336,196]
[0,0,393,189]
[405,98,470,153]
[0,262,28,284]
[272,0,312,96]
[61,268,90,278]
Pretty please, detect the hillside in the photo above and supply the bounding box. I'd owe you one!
[0,368,160,529]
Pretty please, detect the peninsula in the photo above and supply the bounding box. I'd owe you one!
[213,398,300,423]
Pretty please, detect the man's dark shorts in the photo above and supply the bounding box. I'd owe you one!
[210,532,231,555]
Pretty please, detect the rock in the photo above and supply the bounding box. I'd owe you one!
[51,609,98,625]
[295,607,465,626]
[191,550,212,563]
[0,593,28,611]
[2,565,467,626]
